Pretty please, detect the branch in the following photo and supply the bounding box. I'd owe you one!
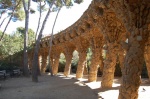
[22,0,27,12]
[35,1,42,41]
[0,15,9,28]
[48,7,61,76]
[0,0,22,41]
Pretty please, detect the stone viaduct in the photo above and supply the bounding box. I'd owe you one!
[29,0,150,99]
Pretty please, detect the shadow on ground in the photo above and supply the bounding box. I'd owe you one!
[0,73,150,99]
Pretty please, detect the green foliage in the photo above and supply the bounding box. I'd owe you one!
[59,53,66,64]
[87,48,92,67]
[16,27,35,46]
[74,0,83,4]
[72,50,79,66]
[0,61,20,71]
[33,0,84,12]
[0,27,35,60]
[58,53,66,72]
[0,0,25,22]
[13,10,25,21]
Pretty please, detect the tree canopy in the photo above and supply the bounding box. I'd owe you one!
[0,27,35,60]
[0,0,25,22]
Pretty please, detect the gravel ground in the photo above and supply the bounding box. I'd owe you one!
[0,73,150,99]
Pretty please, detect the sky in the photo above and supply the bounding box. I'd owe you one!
[0,0,92,36]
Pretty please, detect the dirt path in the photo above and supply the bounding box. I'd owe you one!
[0,73,150,99]
[0,73,97,99]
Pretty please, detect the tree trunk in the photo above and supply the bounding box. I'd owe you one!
[76,52,87,79]
[35,1,42,41]
[22,0,31,77]
[32,6,53,82]
[88,48,101,82]
[28,58,32,69]
[0,16,9,28]
[118,36,145,99]
[28,55,33,74]
[47,7,61,76]
[23,14,30,77]
[101,44,117,88]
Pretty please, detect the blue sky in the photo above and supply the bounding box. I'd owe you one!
[0,0,92,36]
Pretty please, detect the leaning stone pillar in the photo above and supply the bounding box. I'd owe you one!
[145,54,150,80]
[144,47,150,80]
[64,53,73,76]
[88,48,101,82]
[99,55,104,75]
[53,54,60,75]
[41,54,48,73]
[101,44,117,88]
[118,36,145,99]
[76,51,87,79]
[118,50,125,72]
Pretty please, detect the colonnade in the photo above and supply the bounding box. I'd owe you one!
[29,0,150,99]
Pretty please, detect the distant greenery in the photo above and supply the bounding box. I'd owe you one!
[0,61,20,71]
[57,49,91,73]
[0,27,35,68]
[0,27,34,58]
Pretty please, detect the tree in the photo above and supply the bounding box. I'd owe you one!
[48,6,61,76]
[32,0,55,82]
[22,0,31,77]
[32,0,84,82]
[16,27,35,46]
[34,0,47,41]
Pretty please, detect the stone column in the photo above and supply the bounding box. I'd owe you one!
[101,44,117,88]
[144,45,150,80]
[76,51,87,79]
[64,52,73,76]
[41,54,48,73]
[118,36,145,99]
[144,53,150,79]
[118,49,125,73]
[52,54,60,75]
[88,48,101,82]
[37,55,42,75]
[144,46,150,80]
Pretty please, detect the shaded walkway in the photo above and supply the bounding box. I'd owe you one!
[0,73,97,99]
[0,73,150,99]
